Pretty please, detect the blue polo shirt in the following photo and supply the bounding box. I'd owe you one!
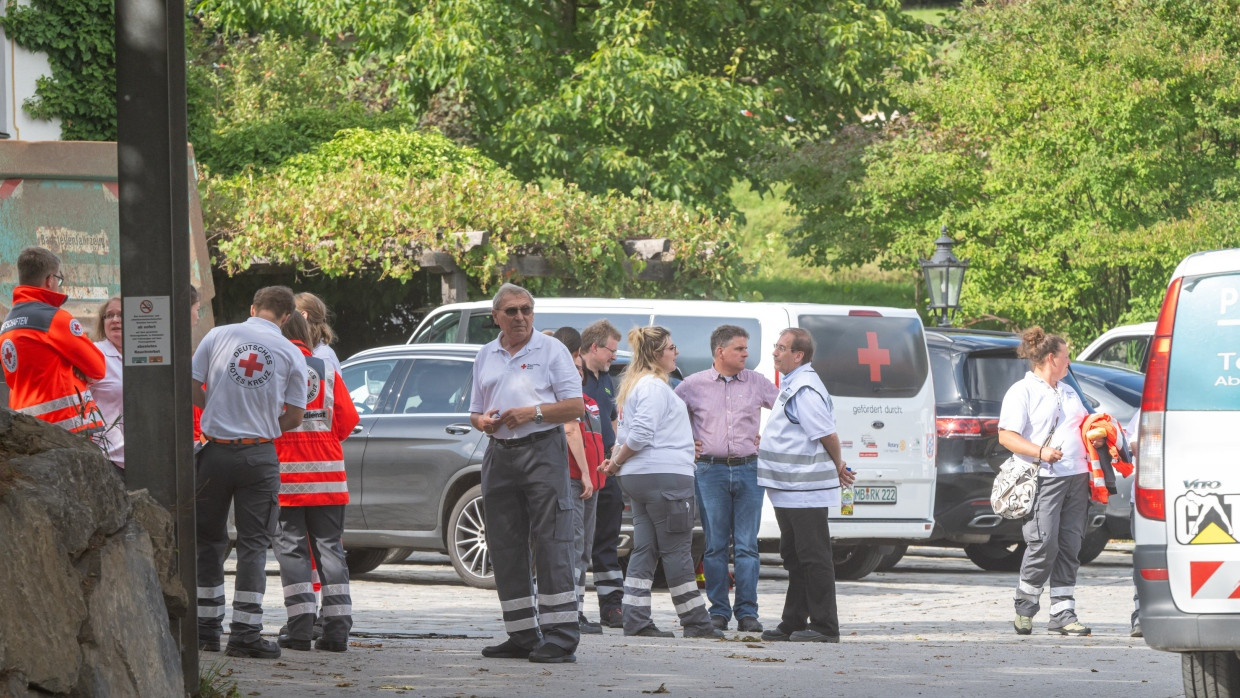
[584,366,618,453]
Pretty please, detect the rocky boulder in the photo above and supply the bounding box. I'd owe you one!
[0,409,185,696]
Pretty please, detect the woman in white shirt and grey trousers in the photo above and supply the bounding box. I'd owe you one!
[998,327,1093,637]
[599,326,723,639]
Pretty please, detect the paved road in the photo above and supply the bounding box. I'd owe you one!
[205,545,1181,697]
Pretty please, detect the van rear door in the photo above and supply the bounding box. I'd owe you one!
[796,309,937,534]
[1162,268,1240,614]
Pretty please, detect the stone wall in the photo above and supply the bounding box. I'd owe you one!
[0,409,185,696]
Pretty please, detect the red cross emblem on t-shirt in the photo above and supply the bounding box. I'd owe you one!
[857,331,890,382]
[238,352,265,377]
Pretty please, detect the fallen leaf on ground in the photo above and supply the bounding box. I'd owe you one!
[641,683,671,694]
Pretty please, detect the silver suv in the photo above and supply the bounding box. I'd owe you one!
[339,344,495,587]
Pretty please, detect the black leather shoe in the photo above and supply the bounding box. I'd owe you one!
[789,629,840,643]
[199,637,221,652]
[737,617,763,633]
[602,608,624,628]
[684,626,725,639]
[224,636,281,658]
[278,636,312,651]
[710,615,728,630]
[481,638,532,659]
[315,638,349,652]
[630,625,674,638]
[579,617,603,635]
[529,644,577,664]
[760,628,790,642]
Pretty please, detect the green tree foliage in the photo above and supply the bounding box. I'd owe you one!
[187,31,414,176]
[776,0,1240,344]
[204,127,744,299]
[195,0,933,214]
[0,0,116,140]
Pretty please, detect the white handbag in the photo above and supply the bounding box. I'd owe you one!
[990,417,1058,520]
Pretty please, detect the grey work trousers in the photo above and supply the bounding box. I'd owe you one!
[1015,472,1090,627]
[571,478,598,619]
[481,428,580,652]
[274,504,352,643]
[195,441,280,643]
[619,473,713,636]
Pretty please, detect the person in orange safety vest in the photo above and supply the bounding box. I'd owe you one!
[1,246,105,436]
[271,311,360,653]
[1081,413,1134,504]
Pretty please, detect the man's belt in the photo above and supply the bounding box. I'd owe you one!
[699,454,757,466]
[491,426,563,449]
[205,435,273,445]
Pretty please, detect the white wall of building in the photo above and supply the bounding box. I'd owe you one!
[0,3,63,141]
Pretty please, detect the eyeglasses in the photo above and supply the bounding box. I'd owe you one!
[499,305,534,317]
[665,344,678,353]
[51,272,65,287]
[103,312,123,321]
[598,345,618,355]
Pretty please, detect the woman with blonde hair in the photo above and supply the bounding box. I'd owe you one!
[90,296,125,475]
[599,326,720,639]
[999,326,1092,637]
[295,292,341,375]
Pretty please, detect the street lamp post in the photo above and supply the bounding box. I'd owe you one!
[919,226,970,327]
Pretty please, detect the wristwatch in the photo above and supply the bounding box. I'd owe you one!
[534,404,544,424]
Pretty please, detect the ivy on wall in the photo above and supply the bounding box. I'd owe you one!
[0,0,116,140]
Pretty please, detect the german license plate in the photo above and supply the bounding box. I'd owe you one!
[855,486,897,504]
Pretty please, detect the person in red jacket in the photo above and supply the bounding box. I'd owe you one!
[272,311,360,652]
[1,246,105,435]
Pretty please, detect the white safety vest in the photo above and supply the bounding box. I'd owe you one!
[757,367,839,492]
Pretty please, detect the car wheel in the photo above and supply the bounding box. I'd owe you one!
[344,547,390,575]
[383,547,415,564]
[448,484,497,589]
[963,541,1026,572]
[1182,651,1240,698]
[875,544,909,572]
[833,544,884,580]
[1077,527,1110,565]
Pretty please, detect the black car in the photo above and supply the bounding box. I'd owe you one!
[916,329,1111,572]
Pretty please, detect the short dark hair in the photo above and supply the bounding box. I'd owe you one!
[581,319,621,351]
[188,285,200,304]
[553,326,582,355]
[252,286,296,319]
[710,324,749,355]
[17,246,60,286]
[780,328,815,364]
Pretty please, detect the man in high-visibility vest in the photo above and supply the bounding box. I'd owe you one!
[1,246,105,435]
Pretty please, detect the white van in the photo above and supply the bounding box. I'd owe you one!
[1133,249,1240,695]
[410,298,938,579]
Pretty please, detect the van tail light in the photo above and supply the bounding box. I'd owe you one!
[1140,568,1170,581]
[936,417,999,438]
[1135,278,1180,522]
[849,310,883,317]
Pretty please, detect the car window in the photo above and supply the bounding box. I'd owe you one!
[396,358,474,414]
[529,312,652,352]
[797,314,929,399]
[415,311,462,344]
[964,353,1027,404]
[1167,271,1240,411]
[340,359,407,415]
[929,348,960,404]
[465,311,501,345]
[651,315,762,377]
[1090,338,1148,372]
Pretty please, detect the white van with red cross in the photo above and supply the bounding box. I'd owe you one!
[410,298,938,580]
[1133,249,1240,695]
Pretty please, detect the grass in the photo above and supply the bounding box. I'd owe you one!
[904,5,955,29]
[729,181,918,309]
[199,660,241,698]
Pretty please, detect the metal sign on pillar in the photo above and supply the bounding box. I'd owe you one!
[115,0,197,690]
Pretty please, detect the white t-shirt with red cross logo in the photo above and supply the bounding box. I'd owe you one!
[192,316,307,440]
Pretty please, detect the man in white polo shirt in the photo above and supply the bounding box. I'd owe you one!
[470,283,584,664]
[192,286,308,659]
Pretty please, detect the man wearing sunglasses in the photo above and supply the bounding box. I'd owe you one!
[1,246,106,436]
[470,283,585,664]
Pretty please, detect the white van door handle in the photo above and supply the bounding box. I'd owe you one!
[446,424,472,435]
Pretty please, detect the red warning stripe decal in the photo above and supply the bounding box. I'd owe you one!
[1190,560,1240,599]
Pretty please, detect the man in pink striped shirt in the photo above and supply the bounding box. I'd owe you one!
[674,325,778,633]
